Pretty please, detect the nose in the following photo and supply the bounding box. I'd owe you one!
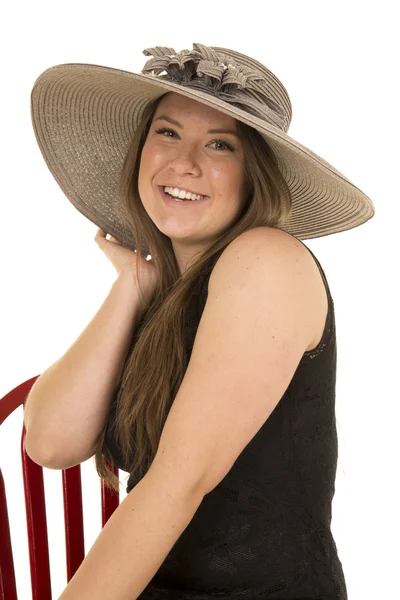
[167,144,201,176]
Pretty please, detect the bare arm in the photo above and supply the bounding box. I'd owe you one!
[24,274,145,468]
[56,464,205,600]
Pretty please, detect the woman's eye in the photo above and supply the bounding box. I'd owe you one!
[155,127,176,137]
[154,127,233,151]
[210,140,234,151]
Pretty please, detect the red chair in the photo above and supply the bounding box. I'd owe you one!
[0,376,120,600]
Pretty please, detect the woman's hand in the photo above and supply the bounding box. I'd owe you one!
[94,228,159,304]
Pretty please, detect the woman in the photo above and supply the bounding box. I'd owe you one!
[28,43,374,599]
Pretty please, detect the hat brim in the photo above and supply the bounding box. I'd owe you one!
[30,62,375,251]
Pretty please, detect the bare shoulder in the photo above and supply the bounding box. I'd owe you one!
[209,226,328,352]
[211,226,306,271]
[210,226,316,281]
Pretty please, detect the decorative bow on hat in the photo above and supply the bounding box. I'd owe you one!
[141,43,287,131]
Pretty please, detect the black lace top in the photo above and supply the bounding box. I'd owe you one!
[104,243,348,599]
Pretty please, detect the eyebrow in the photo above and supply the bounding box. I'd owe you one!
[153,115,241,138]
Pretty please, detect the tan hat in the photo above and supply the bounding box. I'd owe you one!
[30,42,375,252]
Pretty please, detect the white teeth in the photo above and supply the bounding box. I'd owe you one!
[164,186,202,201]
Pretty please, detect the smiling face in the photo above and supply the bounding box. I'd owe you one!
[138,92,249,274]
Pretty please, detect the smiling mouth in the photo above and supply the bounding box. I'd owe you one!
[159,186,209,206]
[160,186,208,200]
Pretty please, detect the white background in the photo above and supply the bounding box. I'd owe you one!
[1,1,398,598]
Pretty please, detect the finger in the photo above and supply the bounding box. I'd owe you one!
[95,228,107,244]
[108,234,122,244]
[95,227,104,237]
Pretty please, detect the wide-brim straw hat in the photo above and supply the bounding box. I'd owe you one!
[30,42,375,254]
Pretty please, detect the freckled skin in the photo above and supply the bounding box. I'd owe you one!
[138,92,249,274]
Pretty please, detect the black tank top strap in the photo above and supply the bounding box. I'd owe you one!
[299,243,330,294]
[297,241,336,359]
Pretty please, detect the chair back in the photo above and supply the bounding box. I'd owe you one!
[0,376,119,600]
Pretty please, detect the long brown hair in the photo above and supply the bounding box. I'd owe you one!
[93,93,293,492]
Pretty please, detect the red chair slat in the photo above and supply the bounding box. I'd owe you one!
[0,469,17,600]
[101,464,119,528]
[21,428,52,600]
[62,466,84,581]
